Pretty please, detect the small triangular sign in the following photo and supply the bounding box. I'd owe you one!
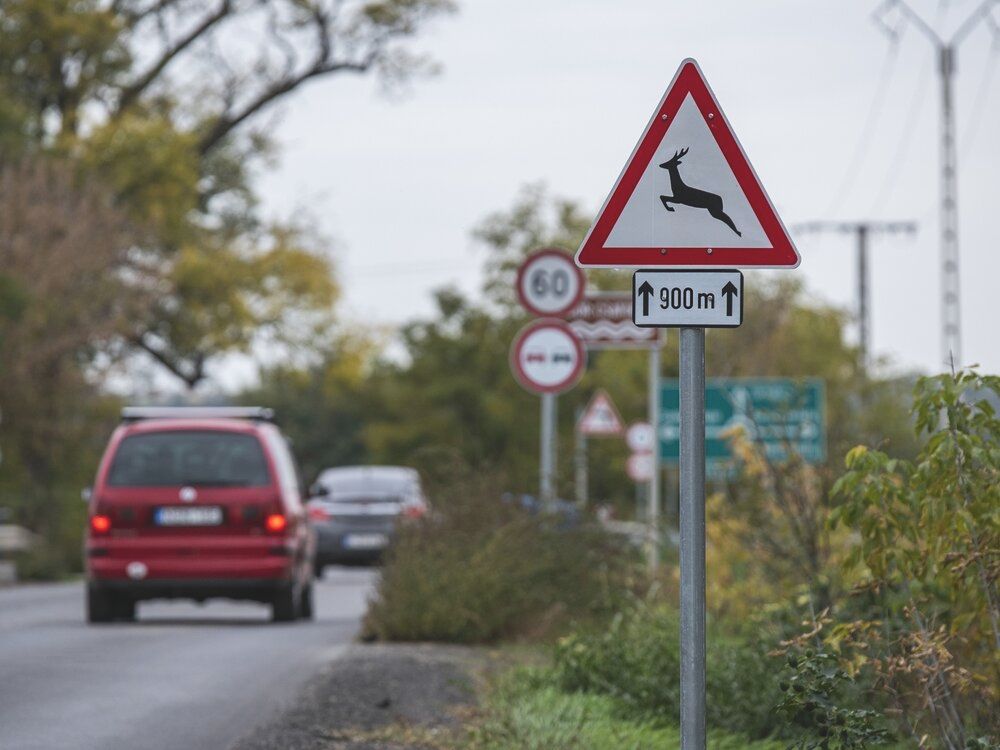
[578,389,625,437]
[576,58,798,269]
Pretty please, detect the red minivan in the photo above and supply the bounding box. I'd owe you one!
[84,407,314,623]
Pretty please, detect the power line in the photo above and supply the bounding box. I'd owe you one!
[869,60,934,214]
[959,32,1000,157]
[873,0,1000,368]
[823,42,901,217]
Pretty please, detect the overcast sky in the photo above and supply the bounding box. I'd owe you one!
[255,0,1000,379]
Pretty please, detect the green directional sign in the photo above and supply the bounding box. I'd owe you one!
[660,378,826,464]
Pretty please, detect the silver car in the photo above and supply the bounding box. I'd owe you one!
[306,466,427,573]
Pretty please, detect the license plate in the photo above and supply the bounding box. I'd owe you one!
[343,533,388,550]
[155,506,223,526]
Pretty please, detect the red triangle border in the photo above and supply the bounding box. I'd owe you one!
[576,59,799,269]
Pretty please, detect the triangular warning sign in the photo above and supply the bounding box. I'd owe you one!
[576,59,799,269]
[578,390,625,437]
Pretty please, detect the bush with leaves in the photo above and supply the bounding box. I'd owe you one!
[363,463,634,643]
[824,370,1000,748]
[553,603,784,740]
[776,646,890,748]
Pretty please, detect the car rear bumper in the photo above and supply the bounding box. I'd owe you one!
[314,523,393,564]
[86,535,299,582]
[89,577,290,603]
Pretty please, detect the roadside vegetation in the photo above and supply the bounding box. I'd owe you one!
[465,668,784,750]
[363,463,635,643]
[1,6,995,747]
[361,368,999,749]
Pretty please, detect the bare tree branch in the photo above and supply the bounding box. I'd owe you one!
[132,333,205,388]
[196,54,374,155]
[116,0,234,114]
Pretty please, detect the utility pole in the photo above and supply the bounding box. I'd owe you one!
[794,221,916,368]
[874,0,1000,367]
[574,407,587,507]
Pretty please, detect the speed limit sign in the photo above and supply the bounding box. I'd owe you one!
[516,248,585,317]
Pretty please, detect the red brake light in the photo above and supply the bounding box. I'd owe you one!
[90,514,111,534]
[265,513,287,533]
[402,502,426,520]
[307,504,330,522]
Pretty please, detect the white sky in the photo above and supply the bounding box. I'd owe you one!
[254,0,1000,379]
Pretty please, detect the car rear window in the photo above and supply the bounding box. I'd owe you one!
[329,493,403,504]
[106,431,271,487]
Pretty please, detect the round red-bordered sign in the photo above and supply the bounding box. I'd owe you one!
[510,318,586,394]
[626,452,654,482]
[515,248,586,317]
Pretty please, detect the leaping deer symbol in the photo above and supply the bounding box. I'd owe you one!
[659,148,741,237]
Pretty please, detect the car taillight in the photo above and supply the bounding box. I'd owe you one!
[265,513,287,533]
[402,502,426,520]
[90,514,112,534]
[307,504,330,522]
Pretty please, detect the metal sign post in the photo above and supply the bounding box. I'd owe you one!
[574,414,588,507]
[540,392,557,503]
[647,344,661,571]
[679,327,706,749]
[574,59,800,750]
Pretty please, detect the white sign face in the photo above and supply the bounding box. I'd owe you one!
[510,320,586,394]
[578,390,624,437]
[605,95,770,250]
[626,452,654,483]
[626,422,655,453]
[516,249,585,317]
[633,269,743,328]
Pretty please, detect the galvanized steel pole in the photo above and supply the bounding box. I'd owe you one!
[679,327,706,749]
[647,344,661,570]
[574,408,588,507]
[540,393,556,503]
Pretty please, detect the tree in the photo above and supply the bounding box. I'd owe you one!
[0,0,454,386]
[0,159,145,575]
[694,277,922,617]
[239,332,377,482]
[364,288,541,484]
[473,182,595,309]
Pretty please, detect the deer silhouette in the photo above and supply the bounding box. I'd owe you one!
[659,148,741,237]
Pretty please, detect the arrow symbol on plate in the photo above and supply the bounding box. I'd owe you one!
[721,281,739,316]
[637,281,654,317]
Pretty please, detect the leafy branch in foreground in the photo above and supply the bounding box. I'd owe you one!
[826,369,1000,749]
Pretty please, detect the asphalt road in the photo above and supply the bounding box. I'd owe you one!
[0,568,376,750]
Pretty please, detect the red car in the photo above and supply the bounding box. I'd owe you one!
[84,407,314,623]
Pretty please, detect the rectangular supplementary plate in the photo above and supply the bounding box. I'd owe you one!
[632,269,743,328]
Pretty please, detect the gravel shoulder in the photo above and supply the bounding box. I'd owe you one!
[229,643,495,750]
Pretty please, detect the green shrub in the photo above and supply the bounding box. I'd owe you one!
[553,604,784,740]
[776,647,890,748]
[466,667,784,750]
[363,467,633,643]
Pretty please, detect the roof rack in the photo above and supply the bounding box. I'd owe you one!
[120,406,275,423]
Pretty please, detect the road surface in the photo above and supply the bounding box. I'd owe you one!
[0,568,376,750]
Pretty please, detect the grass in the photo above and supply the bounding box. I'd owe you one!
[464,669,785,750]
